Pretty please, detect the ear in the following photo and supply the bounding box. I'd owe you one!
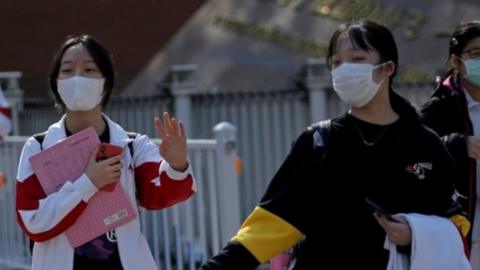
[383,61,396,77]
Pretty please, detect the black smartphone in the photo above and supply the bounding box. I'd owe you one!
[365,198,396,221]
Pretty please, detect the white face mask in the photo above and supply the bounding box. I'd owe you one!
[331,62,387,108]
[57,76,104,111]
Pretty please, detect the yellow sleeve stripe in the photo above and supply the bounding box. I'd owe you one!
[449,214,471,237]
[232,206,303,263]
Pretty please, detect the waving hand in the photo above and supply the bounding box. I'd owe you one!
[154,112,189,172]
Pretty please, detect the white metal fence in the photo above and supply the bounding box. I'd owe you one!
[18,94,173,138]
[0,123,240,270]
[3,61,437,220]
[12,85,435,218]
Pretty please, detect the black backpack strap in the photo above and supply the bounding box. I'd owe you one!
[287,120,331,268]
[126,132,138,158]
[32,131,48,150]
[307,119,331,160]
[307,119,331,147]
[34,130,139,157]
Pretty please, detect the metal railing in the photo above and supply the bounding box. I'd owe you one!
[0,122,240,270]
[3,61,436,221]
[13,84,434,218]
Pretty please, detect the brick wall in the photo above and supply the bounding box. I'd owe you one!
[0,0,204,97]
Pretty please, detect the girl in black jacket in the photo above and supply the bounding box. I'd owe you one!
[421,20,480,268]
[201,21,462,270]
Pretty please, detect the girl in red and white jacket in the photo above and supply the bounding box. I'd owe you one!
[15,34,196,270]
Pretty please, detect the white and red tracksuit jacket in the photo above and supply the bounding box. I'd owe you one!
[0,88,11,137]
[15,114,196,270]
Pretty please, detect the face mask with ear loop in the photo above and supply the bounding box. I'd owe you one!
[57,76,105,111]
[463,59,480,87]
[331,61,392,108]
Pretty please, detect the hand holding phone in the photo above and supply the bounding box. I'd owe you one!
[97,143,123,161]
[365,198,396,222]
[96,143,123,192]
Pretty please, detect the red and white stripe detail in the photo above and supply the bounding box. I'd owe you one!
[135,161,194,210]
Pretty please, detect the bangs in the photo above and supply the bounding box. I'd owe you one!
[326,21,397,71]
[327,23,374,67]
[348,25,374,53]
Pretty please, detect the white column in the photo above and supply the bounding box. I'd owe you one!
[305,58,330,123]
[170,64,197,137]
[213,122,241,245]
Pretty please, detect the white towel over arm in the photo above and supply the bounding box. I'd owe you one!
[385,213,471,270]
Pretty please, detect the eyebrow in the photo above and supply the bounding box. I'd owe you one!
[60,59,95,64]
[333,48,368,55]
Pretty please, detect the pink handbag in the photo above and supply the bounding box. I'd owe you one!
[270,253,291,270]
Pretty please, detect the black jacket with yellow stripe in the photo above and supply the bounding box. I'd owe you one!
[200,92,461,270]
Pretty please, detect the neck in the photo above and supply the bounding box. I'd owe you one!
[349,86,398,125]
[64,106,105,134]
[464,78,480,102]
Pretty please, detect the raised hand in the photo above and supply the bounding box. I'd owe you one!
[154,112,188,172]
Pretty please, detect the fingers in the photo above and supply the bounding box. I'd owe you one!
[155,117,166,139]
[100,159,123,184]
[373,213,399,231]
[374,213,411,245]
[179,121,186,138]
[99,154,123,165]
[155,112,186,137]
[90,148,99,162]
[171,117,178,136]
[163,112,173,132]
[373,213,387,228]
[110,161,123,172]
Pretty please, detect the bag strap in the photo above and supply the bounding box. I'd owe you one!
[284,120,331,269]
[32,132,47,151]
[125,132,138,158]
[307,119,331,156]
[33,131,138,159]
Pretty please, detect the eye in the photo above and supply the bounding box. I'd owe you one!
[352,57,366,62]
[471,49,480,59]
[60,68,72,74]
[462,48,480,59]
[85,67,100,73]
[331,59,341,68]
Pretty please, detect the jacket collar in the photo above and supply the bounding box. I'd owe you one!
[437,75,478,109]
[42,113,132,149]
